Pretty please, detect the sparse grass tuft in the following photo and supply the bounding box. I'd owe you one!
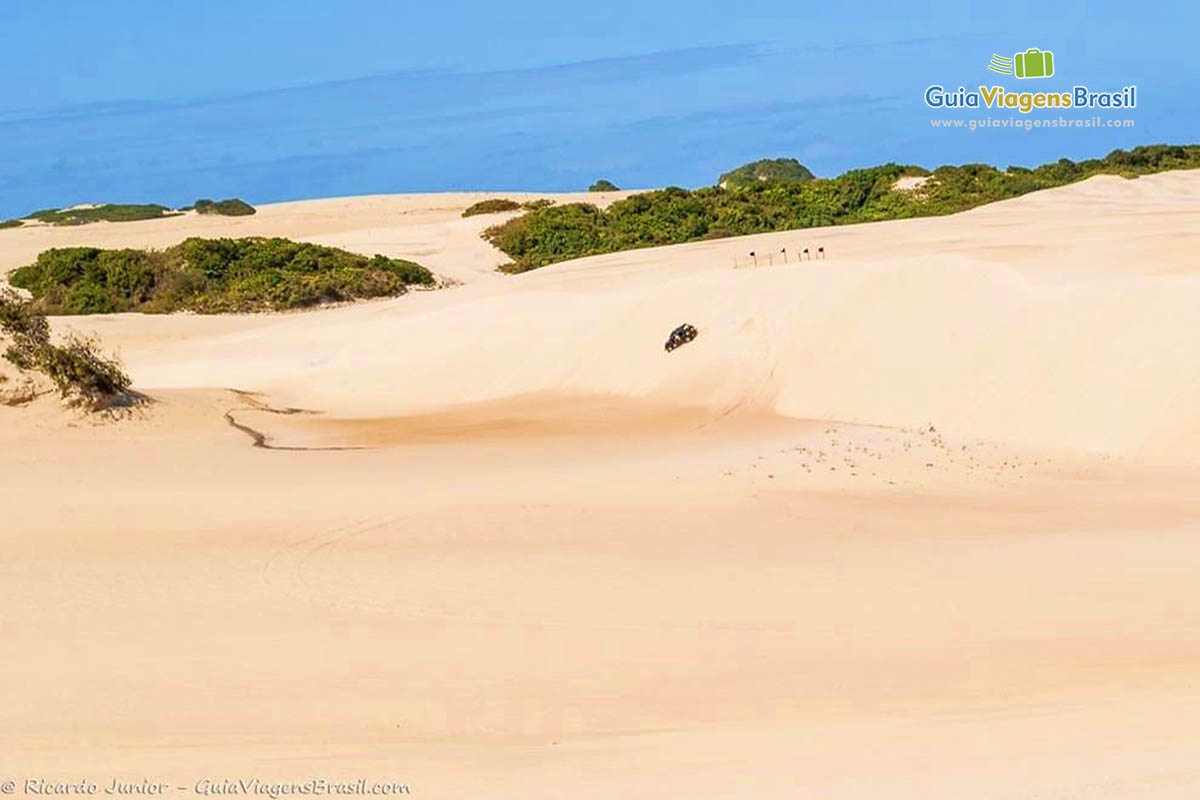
[0,289,132,410]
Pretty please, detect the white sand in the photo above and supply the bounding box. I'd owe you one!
[2,173,1200,798]
[892,174,930,193]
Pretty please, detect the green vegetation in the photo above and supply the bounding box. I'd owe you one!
[485,144,1200,273]
[462,198,523,217]
[589,179,620,192]
[194,197,257,216]
[9,237,436,315]
[10,197,255,226]
[0,290,132,409]
[0,219,21,230]
[522,198,554,210]
[22,204,181,226]
[719,158,815,188]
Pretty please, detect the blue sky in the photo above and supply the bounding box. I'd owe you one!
[0,0,1194,217]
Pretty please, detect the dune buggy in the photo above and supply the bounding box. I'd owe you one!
[664,323,698,353]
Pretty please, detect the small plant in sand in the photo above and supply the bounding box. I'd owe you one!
[0,289,133,410]
[462,198,523,217]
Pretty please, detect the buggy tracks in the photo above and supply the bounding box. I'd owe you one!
[223,389,370,451]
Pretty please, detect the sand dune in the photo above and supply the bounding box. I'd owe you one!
[0,190,636,285]
[91,170,1200,458]
[3,172,1200,798]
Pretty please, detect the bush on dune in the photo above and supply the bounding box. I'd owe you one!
[484,144,1200,272]
[0,290,132,410]
[10,237,437,315]
[12,197,258,226]
[194,198,256,216]
[715,158,820,188]
[719,158,815,188]
[462,198,523,217]
[23,204,180,226]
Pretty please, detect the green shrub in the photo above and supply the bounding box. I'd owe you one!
[0,219,22,230]
[10,247,159,314]
[21,204,179,225]
[589,179,620,192]
[0,289,132,409]
[522,198,554,210]
[462,198,523,217]
[485,144,1200,272]
[194,197,256,216]
[719,158,815,188]
[11,238,437,315]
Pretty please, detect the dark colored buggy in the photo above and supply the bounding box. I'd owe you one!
[664,323,698,353]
